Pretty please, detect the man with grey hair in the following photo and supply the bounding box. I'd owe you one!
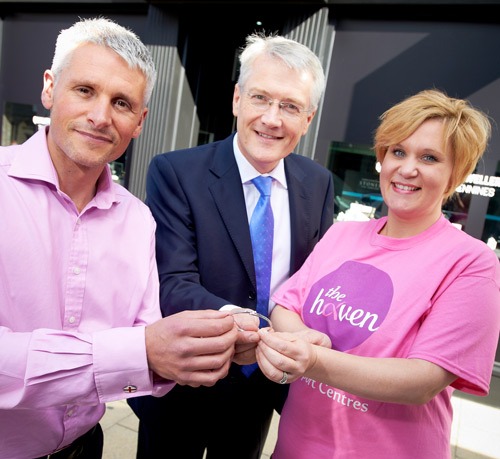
[0,17,239,459]
[129,32,335,459]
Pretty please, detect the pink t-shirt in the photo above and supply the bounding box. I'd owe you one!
[272,216,500,459]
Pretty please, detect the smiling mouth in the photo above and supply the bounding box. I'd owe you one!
[393,183,420,192]
[76,128,113,143]
[258,131,279,140]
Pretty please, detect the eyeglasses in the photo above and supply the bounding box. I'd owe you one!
[246,92,311,118]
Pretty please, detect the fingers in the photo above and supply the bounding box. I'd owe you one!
[233,341,258,365]
[258,328,296,352]
[256,337,293,372]
[146,311,240,385]
[231,309,260,332]
[256,329,313,383]
[255,346,296,384]
[154,339,236,386]
[174,347,235,387]
[235,341,258,354]
[235,327,260,347]
[174,310,237,338]
[232,323,262,364]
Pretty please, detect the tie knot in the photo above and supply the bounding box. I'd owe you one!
[252,175,273,197]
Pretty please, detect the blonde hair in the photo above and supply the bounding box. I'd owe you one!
[374,89,492,202]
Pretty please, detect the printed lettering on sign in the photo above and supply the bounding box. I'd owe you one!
[457,173,500,197]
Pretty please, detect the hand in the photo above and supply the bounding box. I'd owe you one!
[230,309,260,365]
[145,309,238,387]
[292,328,331,349]
[231,308,260,333]
[255,329,318,385]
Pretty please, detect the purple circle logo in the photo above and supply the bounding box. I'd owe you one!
[303,260,393,351]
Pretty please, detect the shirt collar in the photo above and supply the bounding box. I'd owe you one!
[233,133,287,189]
[8,127,119,209]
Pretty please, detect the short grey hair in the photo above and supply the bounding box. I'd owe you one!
[51,17,157,105]
[237,33,326,110]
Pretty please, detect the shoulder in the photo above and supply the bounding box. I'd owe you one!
[113,183,155,222]
[330,219,372,233]
[460,232,499,264]
[150,136,233,168]
[443,220,492,252]
[286,153,330,171]
[285,153,332,181]
[439,220,500,274]
[319,220,370,243]
[0,145,16,168]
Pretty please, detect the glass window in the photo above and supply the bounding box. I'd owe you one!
[328,141,384,222]
[477,161,500,253]
[2,102,36,145]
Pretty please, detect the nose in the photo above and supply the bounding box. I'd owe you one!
[260,101,283,126]
[87,97,112,128]
[398,157,418,177]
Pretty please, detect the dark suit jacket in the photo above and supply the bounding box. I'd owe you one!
[146,133,334,317]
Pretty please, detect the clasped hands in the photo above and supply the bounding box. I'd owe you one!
[231,307,332,385]
[145,308,265,388]
[145,308,331,388]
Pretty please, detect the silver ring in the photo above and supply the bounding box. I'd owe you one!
[278,371,288,385]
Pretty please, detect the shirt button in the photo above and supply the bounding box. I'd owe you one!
[69,316,76,324]
[73,267,81,275]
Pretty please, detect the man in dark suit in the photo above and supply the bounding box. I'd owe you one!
[128,33,334,459]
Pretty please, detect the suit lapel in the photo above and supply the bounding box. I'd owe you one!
[208,138,256,288]
[285,156,312,274]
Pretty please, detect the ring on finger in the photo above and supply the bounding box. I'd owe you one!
[278,371,289,385]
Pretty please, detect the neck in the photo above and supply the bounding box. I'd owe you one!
[55,164,101,213]
[380,213,442,238]
[46,131,103,213]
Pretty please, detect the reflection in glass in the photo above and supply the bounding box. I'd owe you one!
[479,161,500,256]
[328,141,383,222]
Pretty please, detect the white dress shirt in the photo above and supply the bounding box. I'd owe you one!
[233,133,291,314]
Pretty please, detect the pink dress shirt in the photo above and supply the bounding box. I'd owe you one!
[0,129,173,458]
